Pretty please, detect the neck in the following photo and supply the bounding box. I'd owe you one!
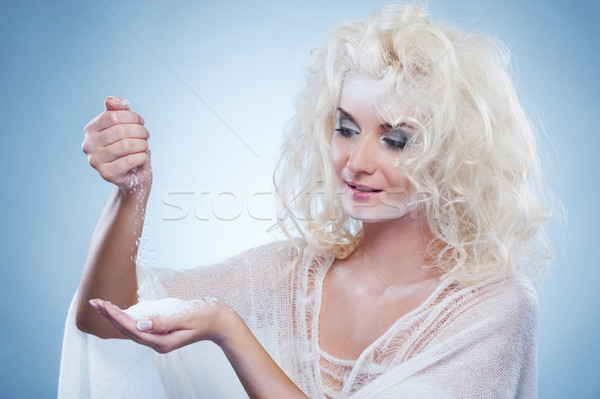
[353,214,438,284]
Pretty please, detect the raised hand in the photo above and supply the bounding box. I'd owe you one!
[82,97,151,189]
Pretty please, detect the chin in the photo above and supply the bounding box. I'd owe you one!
[342,199,418,223]
[344,207,409,223]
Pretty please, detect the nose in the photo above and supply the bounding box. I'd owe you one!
[347,134,377,175]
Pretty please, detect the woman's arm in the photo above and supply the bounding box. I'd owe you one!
[90,299,308,398]
[75,97,151,339]
[220,311,307,398]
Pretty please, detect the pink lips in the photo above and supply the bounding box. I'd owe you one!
[346,181,382,200]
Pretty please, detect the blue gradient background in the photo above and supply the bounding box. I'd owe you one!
[0,1,597,397]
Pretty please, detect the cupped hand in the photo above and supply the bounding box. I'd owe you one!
[82,97,152,189]
[89,298,231,354]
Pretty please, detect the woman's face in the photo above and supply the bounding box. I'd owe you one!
[331,77,420,223]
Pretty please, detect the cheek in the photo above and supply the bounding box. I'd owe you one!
[384,161,413,192]
[330,137,349,175]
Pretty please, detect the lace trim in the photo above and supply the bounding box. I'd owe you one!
[318,346,357,367]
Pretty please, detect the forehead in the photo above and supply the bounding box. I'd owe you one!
[339,77,416,125]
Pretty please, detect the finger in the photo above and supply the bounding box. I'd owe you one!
[97,123,149,148]
[98,301,134,330]
[95,152,148,183]
[82,123,148,156]
[138,301,217,335]
[133,322,197,354]
[90,138,149,165]
[93,300,140,339]
[137,313,186,334]
[98,301,206,354]
[97,301,158,344]
[147,329,198,353]
[85,111,146,136]
[93,300,184,354]
[105,96,130,111]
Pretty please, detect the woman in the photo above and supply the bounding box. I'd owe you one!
[60,4,550,398]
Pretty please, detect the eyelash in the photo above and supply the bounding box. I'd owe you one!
[334,126,409,151]
[383,133,409,151]
[334,127,356,138]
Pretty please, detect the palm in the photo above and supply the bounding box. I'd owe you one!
[91,299,224,354]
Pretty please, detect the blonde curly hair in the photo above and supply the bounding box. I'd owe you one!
[273,4,552,285]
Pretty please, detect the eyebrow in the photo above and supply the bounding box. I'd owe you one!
[382,121,415,131]
[337,107,415,131]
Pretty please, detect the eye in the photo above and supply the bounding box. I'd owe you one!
[334,116,359,138]
[334,126,358,138]
[382,129,410,151]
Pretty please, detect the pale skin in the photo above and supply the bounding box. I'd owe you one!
[321,78,440,359]
[76,79,441,395]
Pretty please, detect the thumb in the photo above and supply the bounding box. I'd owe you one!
[136,314,183,333]
[105,96,131,111]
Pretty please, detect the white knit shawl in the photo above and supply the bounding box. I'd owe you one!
[59,241,538,398]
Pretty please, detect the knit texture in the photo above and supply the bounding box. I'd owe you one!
[59,241,538,398]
